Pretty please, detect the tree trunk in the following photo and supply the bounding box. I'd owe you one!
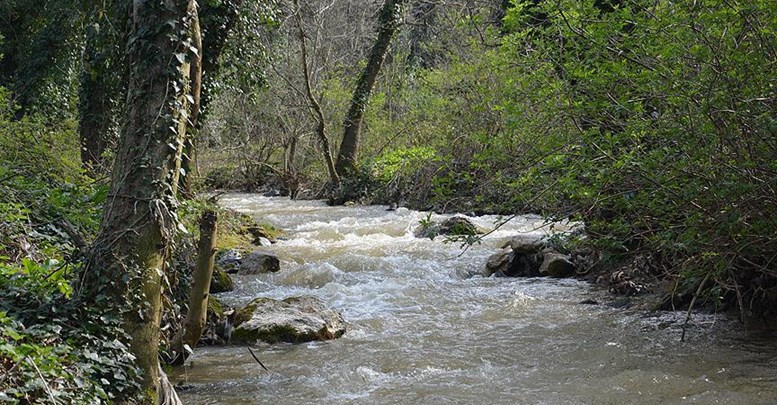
[82,0,189,400]
[179,0,203,199]
[292,0,340,185]
[170,210,217,365]
[77,23,109,172]
[78,3,126,174]
[335,0,406,178]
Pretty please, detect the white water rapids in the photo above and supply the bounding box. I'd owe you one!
[173,194,777,404]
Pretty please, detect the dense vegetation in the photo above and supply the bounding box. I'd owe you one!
[0,0,774,402]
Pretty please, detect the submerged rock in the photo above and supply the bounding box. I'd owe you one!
[231,296,346,344]
[414,216,481,239]
[240,251,281,274]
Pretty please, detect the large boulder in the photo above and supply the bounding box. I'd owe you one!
[484,247,513,277]
[414,216,481,239]
[231,296,346,344]
[240,251,281,274]
[210,266,234,293]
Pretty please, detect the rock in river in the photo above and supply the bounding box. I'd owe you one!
[231,296,346,344]
[240,251,281,274]
[539,251,575,278]
[216,249,242,274]
[482,234,577,278]
[210,266,234,293]
[414,216,481,239]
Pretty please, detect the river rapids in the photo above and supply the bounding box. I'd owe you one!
[173,194,777,404]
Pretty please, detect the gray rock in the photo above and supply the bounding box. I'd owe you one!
[507,234,546,254]
[539,251,575,278]
[216,249,242,274]
[484,247,513,277]
[256,237,272,247]
[240,251,280,274]
[231,296,346,344]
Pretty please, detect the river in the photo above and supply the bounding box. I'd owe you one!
[173,194,777,404]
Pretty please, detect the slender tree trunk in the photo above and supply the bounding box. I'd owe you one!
[78,4,123,174]
[170,210,217,365]
[83,0,188,401]
[180,0,203,198]
[335,0,406,178]
[292,0,340,185]
[78,25,108,172]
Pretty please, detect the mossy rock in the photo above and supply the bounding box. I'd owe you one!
[210,266,234,293]
[243,223,282,244]
[231,296,346,345]
[208,295,225,318]
[414,216,481,239]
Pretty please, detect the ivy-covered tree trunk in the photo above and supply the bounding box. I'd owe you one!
[78,25,109,172]
[78,2,126,174]
[177,0,202,198]
[335,0,405,178]
[84,0,189,401]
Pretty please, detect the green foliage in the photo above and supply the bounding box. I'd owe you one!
[354,0,776,311]
[371,146,438,183]
[0,86,142,401]
[0,0,84,118]
[0,89,102,262]
[0,261,141,403]
[210,0,279,95]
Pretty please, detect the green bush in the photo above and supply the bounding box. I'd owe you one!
[0,260,141,403]
[0,86,141,401]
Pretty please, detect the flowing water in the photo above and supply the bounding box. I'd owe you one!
[173,194,777,404]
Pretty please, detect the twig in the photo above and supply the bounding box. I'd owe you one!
[680,271,713,342]
[454,178,562,256]
[27,357,58,404]
[247,346,269,371]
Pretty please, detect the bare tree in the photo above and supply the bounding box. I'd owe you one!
[292,0,340,184]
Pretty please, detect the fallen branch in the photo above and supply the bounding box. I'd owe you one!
[681,271,713,342]
[247,346,269,371]
[27,357,57,404]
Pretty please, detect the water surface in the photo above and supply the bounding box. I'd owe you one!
[173,194,777,404]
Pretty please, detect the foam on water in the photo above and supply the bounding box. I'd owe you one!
[175,194,777,405]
